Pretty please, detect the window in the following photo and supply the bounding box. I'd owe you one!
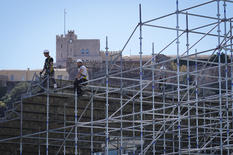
[21,76,25,81]
[81,49,89,55]
[81,49,85,54]
[10,75,14,81]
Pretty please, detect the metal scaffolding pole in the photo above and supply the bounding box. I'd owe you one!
[223,1,230,154]
[217,0,223,154]
[91,88,94,155]
[230,19,233,132]
[203,90,206,154]
[185,11,191,155]
[195,49,199,150]
[120,50,123,155]
[132,98,136,155]
[46,76,50,155]
[152,42,156,155]
[176,0,181,154]
[139,4,144,155]
[20,97,23,155]
[105,36,109,155]
[162,72,166,154]
[63,103,66,155]
[75,87,78,155]
[172,86,175,154]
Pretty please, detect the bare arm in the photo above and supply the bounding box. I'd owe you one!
[76,68,84,79]
[40,65,45,74]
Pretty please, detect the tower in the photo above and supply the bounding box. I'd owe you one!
[56,30,101,68]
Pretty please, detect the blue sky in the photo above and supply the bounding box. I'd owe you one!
[0,0,233,69]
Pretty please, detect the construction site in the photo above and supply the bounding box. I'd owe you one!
[1,0,233,154]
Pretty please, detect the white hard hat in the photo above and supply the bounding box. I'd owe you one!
[43,49,49,54]
[77,59,83,63]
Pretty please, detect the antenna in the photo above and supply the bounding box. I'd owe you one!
[64,9,66,36]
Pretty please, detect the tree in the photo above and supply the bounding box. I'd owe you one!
[209,52,230,63]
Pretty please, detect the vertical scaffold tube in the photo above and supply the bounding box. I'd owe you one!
[203,90,206,154]
[75,82,78,155]
[217,0,223,154]
[223,1,229,154]
[64,104,66,155]
[172,86,175,153]
[46,76,50,155]
[152,42,156,155]
[230,20,233,131]
[185,12,191,155]
[91,88,94,155]
[176,0,181,154]
[120,51,123,155]
[163,70,166,154]
[20,97,23,155]
[133,98,136,155]
[105,36,109,155]
[195,49,199,150]
[139,4,144,155]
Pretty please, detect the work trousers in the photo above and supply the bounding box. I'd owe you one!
[74,78,87,93]
[42,73,56,88]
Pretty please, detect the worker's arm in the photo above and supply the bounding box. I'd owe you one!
[76,68,84,79]
[40,64,46,75]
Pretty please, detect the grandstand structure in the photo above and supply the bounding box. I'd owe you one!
[1,0,233,154]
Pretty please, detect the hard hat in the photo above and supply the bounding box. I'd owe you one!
[77,59,83,63]
[43,49,49,54]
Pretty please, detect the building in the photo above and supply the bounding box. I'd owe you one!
[56,30,102,68]
[0,68,69,81]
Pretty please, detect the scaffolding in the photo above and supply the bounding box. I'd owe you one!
[1,0,233,154]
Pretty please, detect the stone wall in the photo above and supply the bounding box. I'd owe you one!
[56,31,102,68]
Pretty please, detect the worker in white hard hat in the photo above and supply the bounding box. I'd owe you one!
[74,59,88,95]
[40,50,57,88]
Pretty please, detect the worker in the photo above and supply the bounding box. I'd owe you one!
[40,50,57,88]
[74,59,88,95]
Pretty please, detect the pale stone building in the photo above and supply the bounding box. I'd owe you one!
[0,69,69,81]
[56,31,102,68]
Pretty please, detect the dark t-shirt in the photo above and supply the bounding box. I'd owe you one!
[44,56,54,74]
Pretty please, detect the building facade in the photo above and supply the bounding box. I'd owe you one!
[0,69,69,81]
[56,31,102,68]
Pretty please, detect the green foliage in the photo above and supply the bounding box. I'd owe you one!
[1,82,29,104]
[209,52,230,63]
[0,101,5,107]
[170,62,187,72]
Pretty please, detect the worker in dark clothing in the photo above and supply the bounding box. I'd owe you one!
[40,50,57,88]
[74,59,88,95]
